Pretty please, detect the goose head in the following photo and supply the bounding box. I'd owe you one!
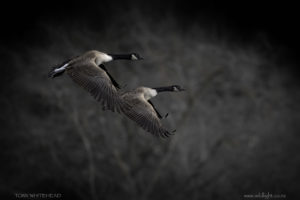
[130,53,143,60]
[171,85,185,92]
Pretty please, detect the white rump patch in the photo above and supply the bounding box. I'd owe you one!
[54,63,68,73]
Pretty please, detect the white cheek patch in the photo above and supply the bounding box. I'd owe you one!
[131,54,138,60]
[54,63,69,73]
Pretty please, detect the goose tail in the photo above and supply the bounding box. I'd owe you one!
[48,63,69,78]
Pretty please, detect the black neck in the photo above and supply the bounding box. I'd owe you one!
[108,54,131,60]
[153,86,174,93]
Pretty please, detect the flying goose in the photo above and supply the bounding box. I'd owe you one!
[48,50,143,112]
[121,85,185,137]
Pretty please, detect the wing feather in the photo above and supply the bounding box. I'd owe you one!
[66,62,126,112]
[122,97,173,138]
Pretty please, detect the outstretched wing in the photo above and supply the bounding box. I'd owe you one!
[147,100,162,119]
[66,61,125,112]
[123,97,174,138]
[98,64,120,89]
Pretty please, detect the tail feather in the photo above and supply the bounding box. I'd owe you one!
[48,55,78,78]
[48,63,69,78]
[48,67,65,78]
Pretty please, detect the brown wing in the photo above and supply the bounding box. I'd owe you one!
[66,61,125,112]
[123,97,174,138]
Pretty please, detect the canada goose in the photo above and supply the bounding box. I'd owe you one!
[48,50,143,112]
[121,85,185,137]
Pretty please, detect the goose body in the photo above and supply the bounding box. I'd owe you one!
[48,50,143,112]
[121,85,184,137]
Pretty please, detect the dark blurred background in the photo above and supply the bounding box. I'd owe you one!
[0,0,299,199]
